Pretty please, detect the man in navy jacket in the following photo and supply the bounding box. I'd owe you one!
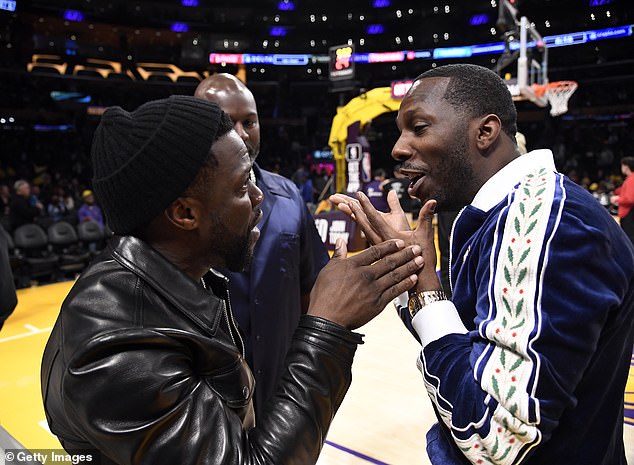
[195,74,329,417]
[332,64,634,465]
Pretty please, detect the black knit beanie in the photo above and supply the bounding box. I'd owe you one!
[91,95,223,234]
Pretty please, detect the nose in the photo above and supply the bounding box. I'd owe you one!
[249,181,263,208]
[234,122,249,142]
[391,135,412,163]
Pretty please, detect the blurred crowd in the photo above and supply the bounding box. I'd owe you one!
[2,120,632,237]
[0,129,99,233]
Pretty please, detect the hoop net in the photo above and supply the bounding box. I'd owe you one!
[534,81,578,117]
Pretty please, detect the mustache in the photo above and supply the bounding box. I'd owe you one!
[399,162,427,173]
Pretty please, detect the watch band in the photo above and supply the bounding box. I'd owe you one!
[408,290,448,318]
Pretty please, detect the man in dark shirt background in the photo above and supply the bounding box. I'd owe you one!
[9,179,43,230]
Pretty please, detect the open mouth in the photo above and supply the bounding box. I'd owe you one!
[398,167,427,198]
[407,174,426,197]
[408,174,424,189]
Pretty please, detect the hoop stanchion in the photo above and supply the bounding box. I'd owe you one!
[534,81,578,117]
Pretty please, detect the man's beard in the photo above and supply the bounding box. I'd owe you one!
[225,236,253,272]
[434,136,477,212]
[210,213,258,272]
[247,142,260,161]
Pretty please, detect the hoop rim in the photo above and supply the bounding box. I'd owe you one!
[533,80,578,98]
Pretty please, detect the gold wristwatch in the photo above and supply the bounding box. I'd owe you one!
[408,290,448,318]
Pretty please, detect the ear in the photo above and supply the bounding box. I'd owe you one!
[163,197,201,231]
[475,114,502,153]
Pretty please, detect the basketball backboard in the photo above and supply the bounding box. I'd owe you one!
[495,1,549,107]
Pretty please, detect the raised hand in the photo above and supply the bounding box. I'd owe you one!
[307,239,424,329]
[330,191,440,293]
[330,190,410,243]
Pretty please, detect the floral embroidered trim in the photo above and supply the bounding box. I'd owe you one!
[450,167,553,465]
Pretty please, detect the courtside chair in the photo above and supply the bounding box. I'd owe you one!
[12,223,59,286]
[47,221,91,278]
[76,221,106,256]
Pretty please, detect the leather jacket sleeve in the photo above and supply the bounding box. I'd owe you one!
[60,315,362,465]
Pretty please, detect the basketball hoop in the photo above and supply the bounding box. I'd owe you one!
[534,81,578,117]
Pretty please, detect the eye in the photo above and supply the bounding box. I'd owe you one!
[413,123,428,134]
[237,177,249,194]
[244,120,257,129]
[240,171,256,193]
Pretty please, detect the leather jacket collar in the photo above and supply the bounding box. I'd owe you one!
[109,235,229,337]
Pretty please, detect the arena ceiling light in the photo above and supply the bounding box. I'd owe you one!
[278,0,295,11]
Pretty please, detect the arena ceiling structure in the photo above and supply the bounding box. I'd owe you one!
[2,0,632,86]
[0,0,632,169]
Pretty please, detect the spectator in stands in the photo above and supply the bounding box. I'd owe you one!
[383,164,416,218]
[0,184,11,228]
[9,179,43,230]
[313,167,334,203]
[29,184,45,209]
[77,189,104,228]
[298,170,315,207]
[60,187,76,213]
[0,184,10,215]
[47,194,68,223]
[291,163,309,187]
[194,73,330,418]
[58,187,79,212]
[610,156,634,245]
[363,168,390,213]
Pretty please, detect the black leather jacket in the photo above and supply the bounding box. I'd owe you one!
[41,235,363,465]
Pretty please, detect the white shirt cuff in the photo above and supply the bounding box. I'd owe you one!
[394,292,409,310]
[411,300,468,348]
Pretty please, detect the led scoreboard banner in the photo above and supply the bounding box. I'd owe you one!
[0,0,17,11]
[329,44,355,81]
[208,24,631,68]
[390,80,413,99]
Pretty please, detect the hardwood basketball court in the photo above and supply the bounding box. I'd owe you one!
[1,281,632,464]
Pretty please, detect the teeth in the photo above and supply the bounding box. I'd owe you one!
[409,174,423,185]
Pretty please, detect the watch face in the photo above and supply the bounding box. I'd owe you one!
[408,295,421,316]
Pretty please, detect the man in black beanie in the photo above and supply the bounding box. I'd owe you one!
[195,73,330,419]
[41,95,426,464]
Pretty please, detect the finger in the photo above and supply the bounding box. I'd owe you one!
[350,239,406,266]
[356,192,398,241]
[378,273,419,308]
[417,199,437,223]
[386,190,404,214]
[361,245,424,309]
[347,196,383,245]
[374,247,424,287]
[334,202,353,216]
[415,199,437,242]
[331,238,348,260]
[333,202,357,222]
[329,194,355,207]
[330,194,358,219]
